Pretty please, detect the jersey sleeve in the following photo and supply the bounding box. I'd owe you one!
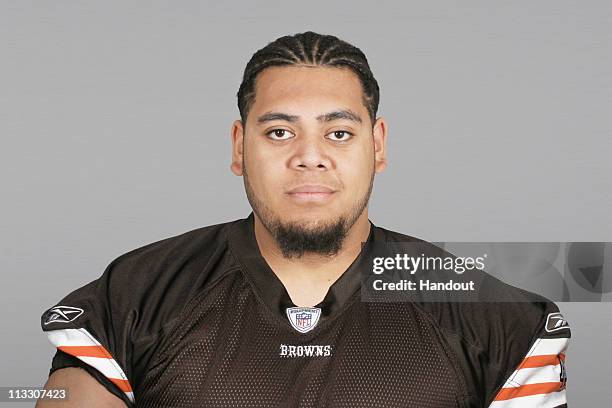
[40,258,138,407]
[487,304,571,408]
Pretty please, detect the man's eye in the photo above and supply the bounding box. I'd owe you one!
[265,129,294,140]
[326,130,353,141]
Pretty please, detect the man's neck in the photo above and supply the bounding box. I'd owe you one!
[253,212,371,307]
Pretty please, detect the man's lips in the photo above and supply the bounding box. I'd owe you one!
[286,185,336,194]
[285,185,337,201]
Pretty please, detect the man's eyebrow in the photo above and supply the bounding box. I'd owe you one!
[255,109,363,125]
[317,109,362,124]
[256,112,300,124]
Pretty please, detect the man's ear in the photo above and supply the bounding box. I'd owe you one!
[230,119,245,176]
[372,117,388,173]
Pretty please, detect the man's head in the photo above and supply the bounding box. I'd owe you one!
[230,31,387,258]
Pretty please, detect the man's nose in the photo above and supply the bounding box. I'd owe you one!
[288,135,332,171]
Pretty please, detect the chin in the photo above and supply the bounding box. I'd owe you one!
[283,213,337,228]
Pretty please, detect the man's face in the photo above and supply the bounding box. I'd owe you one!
[231,65,387,257]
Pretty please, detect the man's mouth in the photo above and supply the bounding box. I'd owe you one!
[285,184,337,202]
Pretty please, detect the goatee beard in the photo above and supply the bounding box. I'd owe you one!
[265,216,349,259]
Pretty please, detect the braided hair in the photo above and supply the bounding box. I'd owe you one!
[237,31,380,128]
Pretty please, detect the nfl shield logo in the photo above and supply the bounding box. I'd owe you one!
[296,313,311,328]
[286,307,322,333]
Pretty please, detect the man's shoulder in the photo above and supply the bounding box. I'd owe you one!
[42,218,244,338]
[116,218,235,263]
[107,218,240,283]
[372,224,568,349]
[48,218,243,316]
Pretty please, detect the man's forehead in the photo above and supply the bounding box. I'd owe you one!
[249,66,369,125]
[254,66,363,97]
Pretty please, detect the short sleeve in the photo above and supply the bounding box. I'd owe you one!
[487,303,571,407]
[41,259,137,407]
[49,349,132,405]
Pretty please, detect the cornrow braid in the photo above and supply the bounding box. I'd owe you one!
[237,31,380,127]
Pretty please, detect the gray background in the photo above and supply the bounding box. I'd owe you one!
[1,1,610,406]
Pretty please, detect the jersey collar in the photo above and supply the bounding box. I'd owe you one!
[228,212,381,323]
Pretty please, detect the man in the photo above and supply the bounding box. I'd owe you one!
[38,31,570,407]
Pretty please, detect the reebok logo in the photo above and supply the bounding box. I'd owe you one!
[43,305,84,325]
[545,312,570,333]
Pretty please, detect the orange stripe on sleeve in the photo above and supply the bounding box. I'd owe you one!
[58,345,113,359]
[494,382,563,401]
[520,354,562,368]
[108,377,133,393]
